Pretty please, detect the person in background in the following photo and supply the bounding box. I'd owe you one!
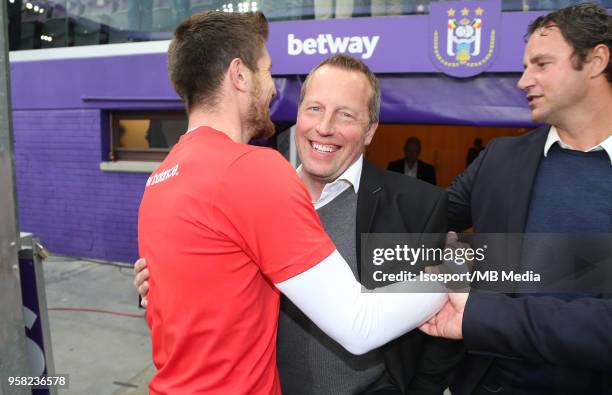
[465,137,484,167]
[387,137,437,185]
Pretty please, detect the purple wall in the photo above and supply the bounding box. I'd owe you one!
[13,109,146,263]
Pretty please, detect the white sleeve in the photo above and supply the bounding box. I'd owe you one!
[276,249,447,355]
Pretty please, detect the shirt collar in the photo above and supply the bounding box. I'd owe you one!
[338,154,363,193]
[544,126,612,165]
[297,154,364,193]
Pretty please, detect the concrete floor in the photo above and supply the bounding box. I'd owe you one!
[42,256,154,395]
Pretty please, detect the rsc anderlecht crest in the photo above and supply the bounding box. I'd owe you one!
[429,0,501,77]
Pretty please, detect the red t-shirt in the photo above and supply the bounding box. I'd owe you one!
[138,126,335,395]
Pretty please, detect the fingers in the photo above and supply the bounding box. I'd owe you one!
[134,257,148,274]
[140,296,148,308]
[419,323,432,335]
[138,279,149,295]
[418,310,439,335]
[138,280,149,299]
[419,320,438,337]
[133,259,149,308]
[449,292,469,310]
[445,231,458,244]
[133,268,150,288]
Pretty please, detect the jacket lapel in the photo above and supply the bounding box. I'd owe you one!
[506,125,550,232]
[504,126,549,295]
[356,160,383,280]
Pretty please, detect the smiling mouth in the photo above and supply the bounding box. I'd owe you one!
[311,141,340,153]
[527,95,542,105]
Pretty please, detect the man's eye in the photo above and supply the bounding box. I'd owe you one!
[310,106,321,112]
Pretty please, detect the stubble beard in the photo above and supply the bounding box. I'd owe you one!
[246,81,275,140]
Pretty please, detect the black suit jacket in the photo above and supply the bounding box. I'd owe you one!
[387,159,437,186]
[446,126,612,394]
[357,160,464,394]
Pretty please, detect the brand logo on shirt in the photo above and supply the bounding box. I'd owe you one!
[146,164,180,187]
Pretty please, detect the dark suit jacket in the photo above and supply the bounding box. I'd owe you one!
[387,159,437,186]
[446,126,612,394]
[358,160,464,394]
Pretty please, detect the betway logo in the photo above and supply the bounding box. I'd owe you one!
[288,34,380,60]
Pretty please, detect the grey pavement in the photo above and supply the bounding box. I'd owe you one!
[42,256,154,395]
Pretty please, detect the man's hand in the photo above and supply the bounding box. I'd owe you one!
[419,292,468,339]
[133,258,150,307]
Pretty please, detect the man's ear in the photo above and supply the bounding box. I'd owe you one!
[364,121,379,146]
[588,44,610,80]
[228,58,249,92]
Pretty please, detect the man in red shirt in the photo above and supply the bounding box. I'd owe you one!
[139,11,447,395]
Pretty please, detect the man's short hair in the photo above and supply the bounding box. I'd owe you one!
[527,3,612,82]
[299,54,381,125]
[168,11,269,111]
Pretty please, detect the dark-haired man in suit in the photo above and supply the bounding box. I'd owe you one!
[421,4,612,394]
[387,137,437,185]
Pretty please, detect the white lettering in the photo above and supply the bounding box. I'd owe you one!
[287,33,380,59]
[348,37,363,54]
[288,34,302,56]
[475,271,498,282]
[317,34,328,54]
[502,270,540,282]
[362,36,379,59]
[146,164,180,187]
[327,34,351,54]
[303,38,317,55]
[373,248,384,265]
[373,271,416,282]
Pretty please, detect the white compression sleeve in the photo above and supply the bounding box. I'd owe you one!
[276,250,447,355]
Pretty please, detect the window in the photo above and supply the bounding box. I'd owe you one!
[110,111,187,162]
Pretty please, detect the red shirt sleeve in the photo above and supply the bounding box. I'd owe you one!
[211,148,336,283]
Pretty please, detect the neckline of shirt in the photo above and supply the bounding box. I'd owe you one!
[544,126,612,165]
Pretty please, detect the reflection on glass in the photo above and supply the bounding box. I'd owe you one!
[118,119,186,149]
[118,119,150,149]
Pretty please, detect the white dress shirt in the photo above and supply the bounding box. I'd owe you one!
[403,160,418,178]
[297,155,363,210]
[544,126,612,165]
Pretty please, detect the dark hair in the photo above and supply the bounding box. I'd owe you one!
[168,11,269,111]
[299,54,381,124]
[527,3,612,82]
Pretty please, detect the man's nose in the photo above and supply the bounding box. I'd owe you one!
[517,68,533,91]
[316,114,334,136]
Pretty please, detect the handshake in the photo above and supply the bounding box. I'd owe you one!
[418,231,470,340]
